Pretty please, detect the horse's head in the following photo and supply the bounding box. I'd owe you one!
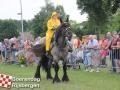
[59,17,72,39]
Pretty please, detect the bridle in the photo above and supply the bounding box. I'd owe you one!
[62,27,71,37]
[54,26,71,51]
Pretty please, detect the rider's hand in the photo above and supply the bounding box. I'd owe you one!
[53,25,57,28]
[51,26,57,30]
[51,27,56,30]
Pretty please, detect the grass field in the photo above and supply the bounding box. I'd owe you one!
[0,62,120,90]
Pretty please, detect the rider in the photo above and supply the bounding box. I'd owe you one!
[46,12,61,55]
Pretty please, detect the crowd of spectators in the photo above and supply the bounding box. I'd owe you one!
[68,31,120,74]
[0,37,41,66]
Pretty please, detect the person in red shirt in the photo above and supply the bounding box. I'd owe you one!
[77,37,81,48]
[99,35,108,66]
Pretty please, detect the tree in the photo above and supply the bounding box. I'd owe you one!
[30,0,67,38]
[69,20,81,38]
[102,0,120,14]
[55,5,66,19]
[0,19,19,41]
[69,20,95,39]
[107,10,120,32]
[76,0,120,35]
[77,0,108,34]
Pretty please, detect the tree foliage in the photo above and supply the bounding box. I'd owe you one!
[102,0,120,14]
[30,0,67,38]
[69,20,96,39]
[76,0,120,34]
[77,0,107,34]
[107,10,120,32]
[0,19,19,41]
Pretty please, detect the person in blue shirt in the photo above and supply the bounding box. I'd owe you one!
[18,39,24,51]
[83,36,91,72]
[0,41,2,62]
[68,38,75,70]
[4,39,11,60]
[74,45,84,69]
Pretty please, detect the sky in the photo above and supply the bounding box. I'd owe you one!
[0,0,88,23]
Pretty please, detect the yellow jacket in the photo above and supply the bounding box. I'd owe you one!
[46,12,61,51]
[47,12,61,33]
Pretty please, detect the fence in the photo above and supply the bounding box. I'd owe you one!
[106,49,120,74]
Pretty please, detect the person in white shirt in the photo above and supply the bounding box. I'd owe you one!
[74,45,84,69]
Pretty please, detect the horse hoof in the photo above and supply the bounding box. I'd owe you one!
[52,78,61,83]
[47,76,53,80]
[53,81,61,84]
[53,81,60,84]
[34,74,41,78]
[47,78,53,80]
[62,75,69,82]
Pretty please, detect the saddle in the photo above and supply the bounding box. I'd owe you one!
[32,36,72,57]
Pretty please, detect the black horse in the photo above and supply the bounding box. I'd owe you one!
[34,17,72,83]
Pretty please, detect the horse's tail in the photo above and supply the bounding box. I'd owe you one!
[41,55,49,72]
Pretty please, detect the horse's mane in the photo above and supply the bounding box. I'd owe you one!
[55,25,61,38]
[55,22,70,42]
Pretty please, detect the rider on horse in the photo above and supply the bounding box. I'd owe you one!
[45,12,61,55]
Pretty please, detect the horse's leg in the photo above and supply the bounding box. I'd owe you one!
[53,60,60,83]
[47,59,53,79]
[62,61,69,82]
[34,57,41,78]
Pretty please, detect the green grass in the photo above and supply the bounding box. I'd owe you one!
[0,62,120,90]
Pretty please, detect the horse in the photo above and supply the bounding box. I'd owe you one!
[33,17,72,83]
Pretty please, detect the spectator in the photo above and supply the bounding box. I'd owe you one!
[93,35,98,66]
[106,32,113,49]
[2,42,6,60]
[72,34,78,50]
[74,45,84,69]
[25,40,34,66]
[34,38,38,45]
[111,31,120,74]
[34,37,41,45]
[29,43,34,66]
[10,38,17,63]
[4,39,11,61]
[93,35,97,40]
[87,35,100,72]
[99,35,108,67]
[37,37,41,41]
[69,34,78,69]
[18,39,24,51]
[24,38,29,48]
[77,37,81,48]
[30,38,34,45]
[83,36,90,71]
[25,39,30,65]
[106,32,116,73]
[68,38,75,69]
[0,41,2,62]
